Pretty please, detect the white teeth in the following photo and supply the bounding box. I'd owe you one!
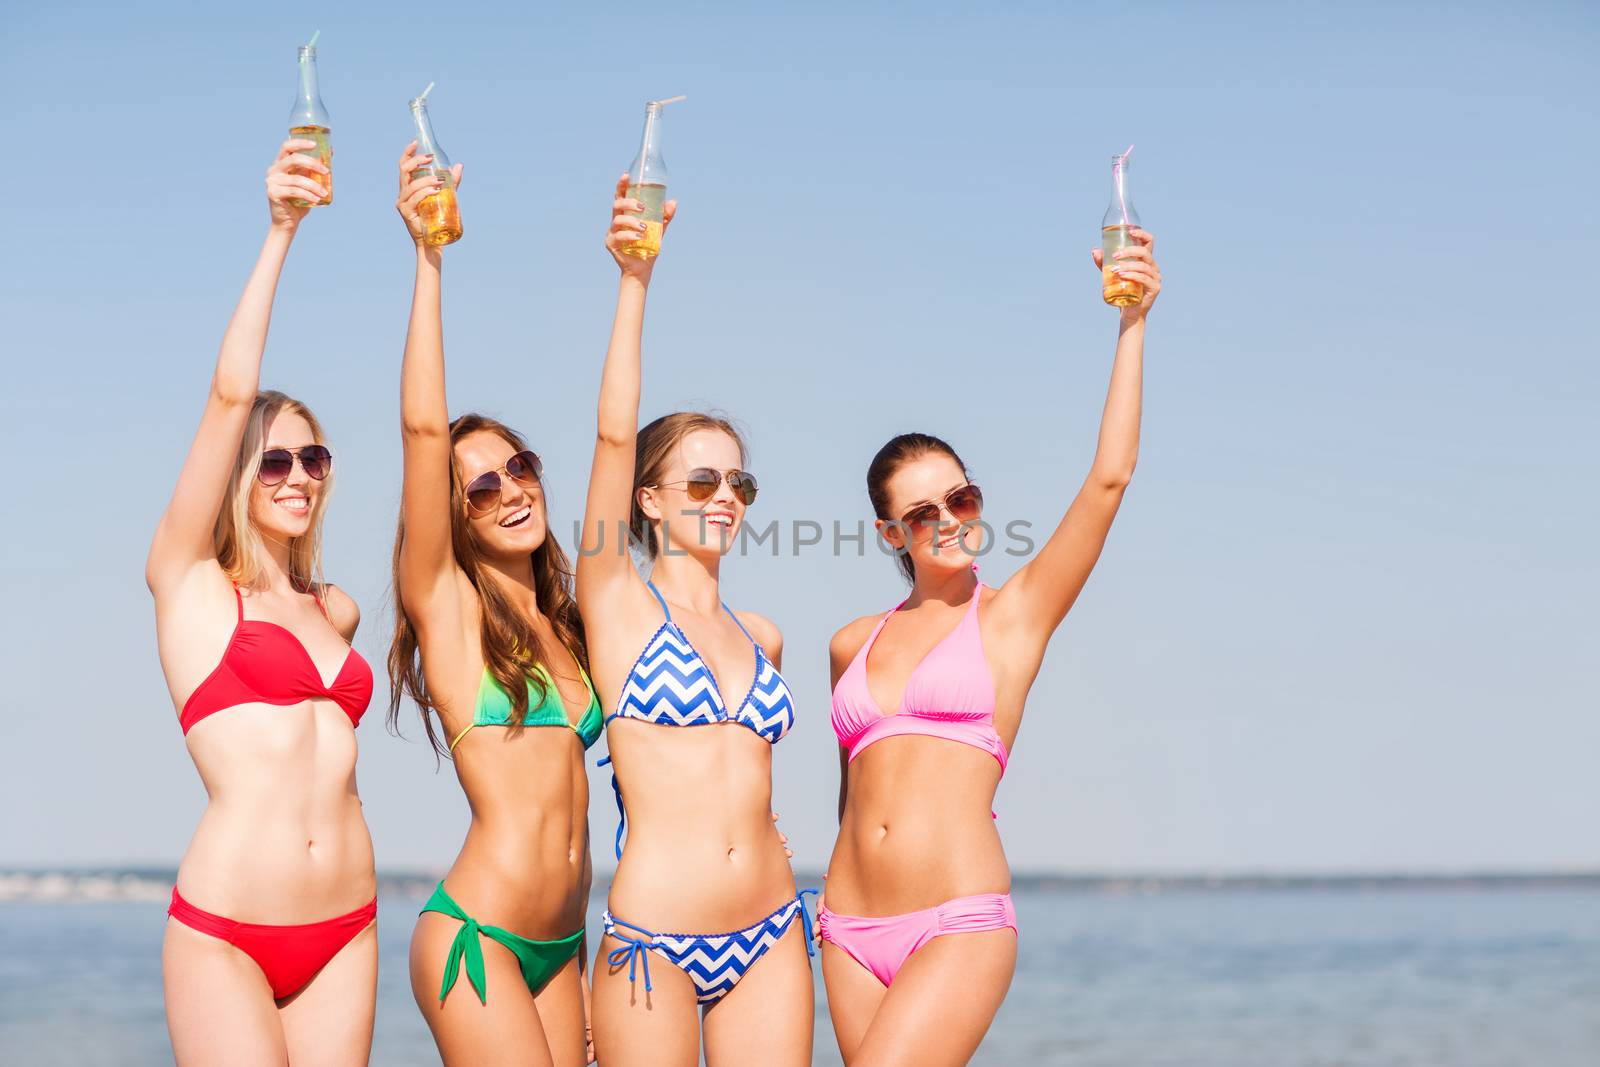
[278,497,308,511]
[706,514,733,527]
[499,506,531,528]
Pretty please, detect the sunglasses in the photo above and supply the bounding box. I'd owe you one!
[898,484,983,530]
[464,450,543,516]
[258,444,332,485]
[652,468,759,506]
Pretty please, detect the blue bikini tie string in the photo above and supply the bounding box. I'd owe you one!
[596,755,626,860]
[797,888,819,959]
[605,916,656,992]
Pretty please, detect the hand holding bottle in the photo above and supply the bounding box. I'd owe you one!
[406,90,463,247]
[266,137,329,230]
[396,141,464,247]
[286,40,333,208]
[606,173,675,280]
[1091,229,1161,321]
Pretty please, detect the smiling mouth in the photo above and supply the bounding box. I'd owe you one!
[275,496,309,514]
[704,512,735,530]
[499,506,532,528]
[937,532,963,550]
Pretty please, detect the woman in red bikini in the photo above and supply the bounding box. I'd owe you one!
[820,231,1162,1065]
[147,138,378,1065]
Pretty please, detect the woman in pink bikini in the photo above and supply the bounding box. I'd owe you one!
[820,231,1162,1065]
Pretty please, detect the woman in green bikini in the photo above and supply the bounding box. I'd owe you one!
[386,144,597,1067]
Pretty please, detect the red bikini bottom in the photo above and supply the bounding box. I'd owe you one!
[167,887,377,999]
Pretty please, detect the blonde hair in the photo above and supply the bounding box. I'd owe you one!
[214,390,332,597]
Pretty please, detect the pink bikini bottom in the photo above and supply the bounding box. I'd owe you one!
[817,892,1017,987]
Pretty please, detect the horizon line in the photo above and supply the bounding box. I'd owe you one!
[6,864,1598,881]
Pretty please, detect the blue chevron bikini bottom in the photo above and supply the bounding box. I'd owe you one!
[603,889,818,1004]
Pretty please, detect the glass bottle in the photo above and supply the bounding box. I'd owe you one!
[287,44,332,207]
[409,95,462,247]
[620,100,672,259]
[1101,152,1143,307]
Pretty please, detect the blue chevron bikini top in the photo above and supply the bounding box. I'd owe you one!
[598,582,796,859]
[604,581,795,742]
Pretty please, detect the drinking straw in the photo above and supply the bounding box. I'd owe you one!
[418,81,435,101]
[1115,144,1134,223]
[653,95,687,106]
[308,29,320,47]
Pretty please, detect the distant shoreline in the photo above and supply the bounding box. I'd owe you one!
[4,867,1597,903]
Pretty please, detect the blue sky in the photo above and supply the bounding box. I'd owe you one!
[2,1,1595,873]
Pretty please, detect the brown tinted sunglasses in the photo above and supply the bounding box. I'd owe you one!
[898,484,983,529]
[464,450,543,516]
[652,468,759,506]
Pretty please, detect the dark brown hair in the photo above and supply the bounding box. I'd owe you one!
[867,432,971,583]
[631,411,748,558]
[388,413,587,757]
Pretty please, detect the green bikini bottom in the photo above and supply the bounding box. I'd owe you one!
[421,882,584,1005]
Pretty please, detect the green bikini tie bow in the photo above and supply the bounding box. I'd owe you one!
[439,907,490,1004]
[423,881,585,1004]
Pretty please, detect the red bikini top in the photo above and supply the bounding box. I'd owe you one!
[178,586,373,735]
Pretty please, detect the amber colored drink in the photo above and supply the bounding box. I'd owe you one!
[620,182,666,259]
[289,125,333,207]
[418,180,462,247]
[1101,224,1144,307]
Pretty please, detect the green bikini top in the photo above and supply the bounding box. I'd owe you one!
[448,661,603,754]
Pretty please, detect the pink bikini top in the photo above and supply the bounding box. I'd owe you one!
[830,576,1008,773]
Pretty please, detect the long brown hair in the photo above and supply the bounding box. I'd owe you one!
[217,390,332,598]
[631,411,748,558]
[867,432,971,583]
[387,413,587,756]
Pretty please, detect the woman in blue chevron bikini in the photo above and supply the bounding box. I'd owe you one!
[578,177,815,1067]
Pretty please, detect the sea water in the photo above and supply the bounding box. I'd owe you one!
[2,886,1596,1066]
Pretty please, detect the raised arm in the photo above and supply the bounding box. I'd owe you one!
[575,175,676,604]
[394,143,468,625]
[145,139,328,593]
[995,230,1162,635]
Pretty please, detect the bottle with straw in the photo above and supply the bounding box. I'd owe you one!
[1101,146,1143,307]
[287,31,333,207]
[620,95,685,259]
[409,83,462,247]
